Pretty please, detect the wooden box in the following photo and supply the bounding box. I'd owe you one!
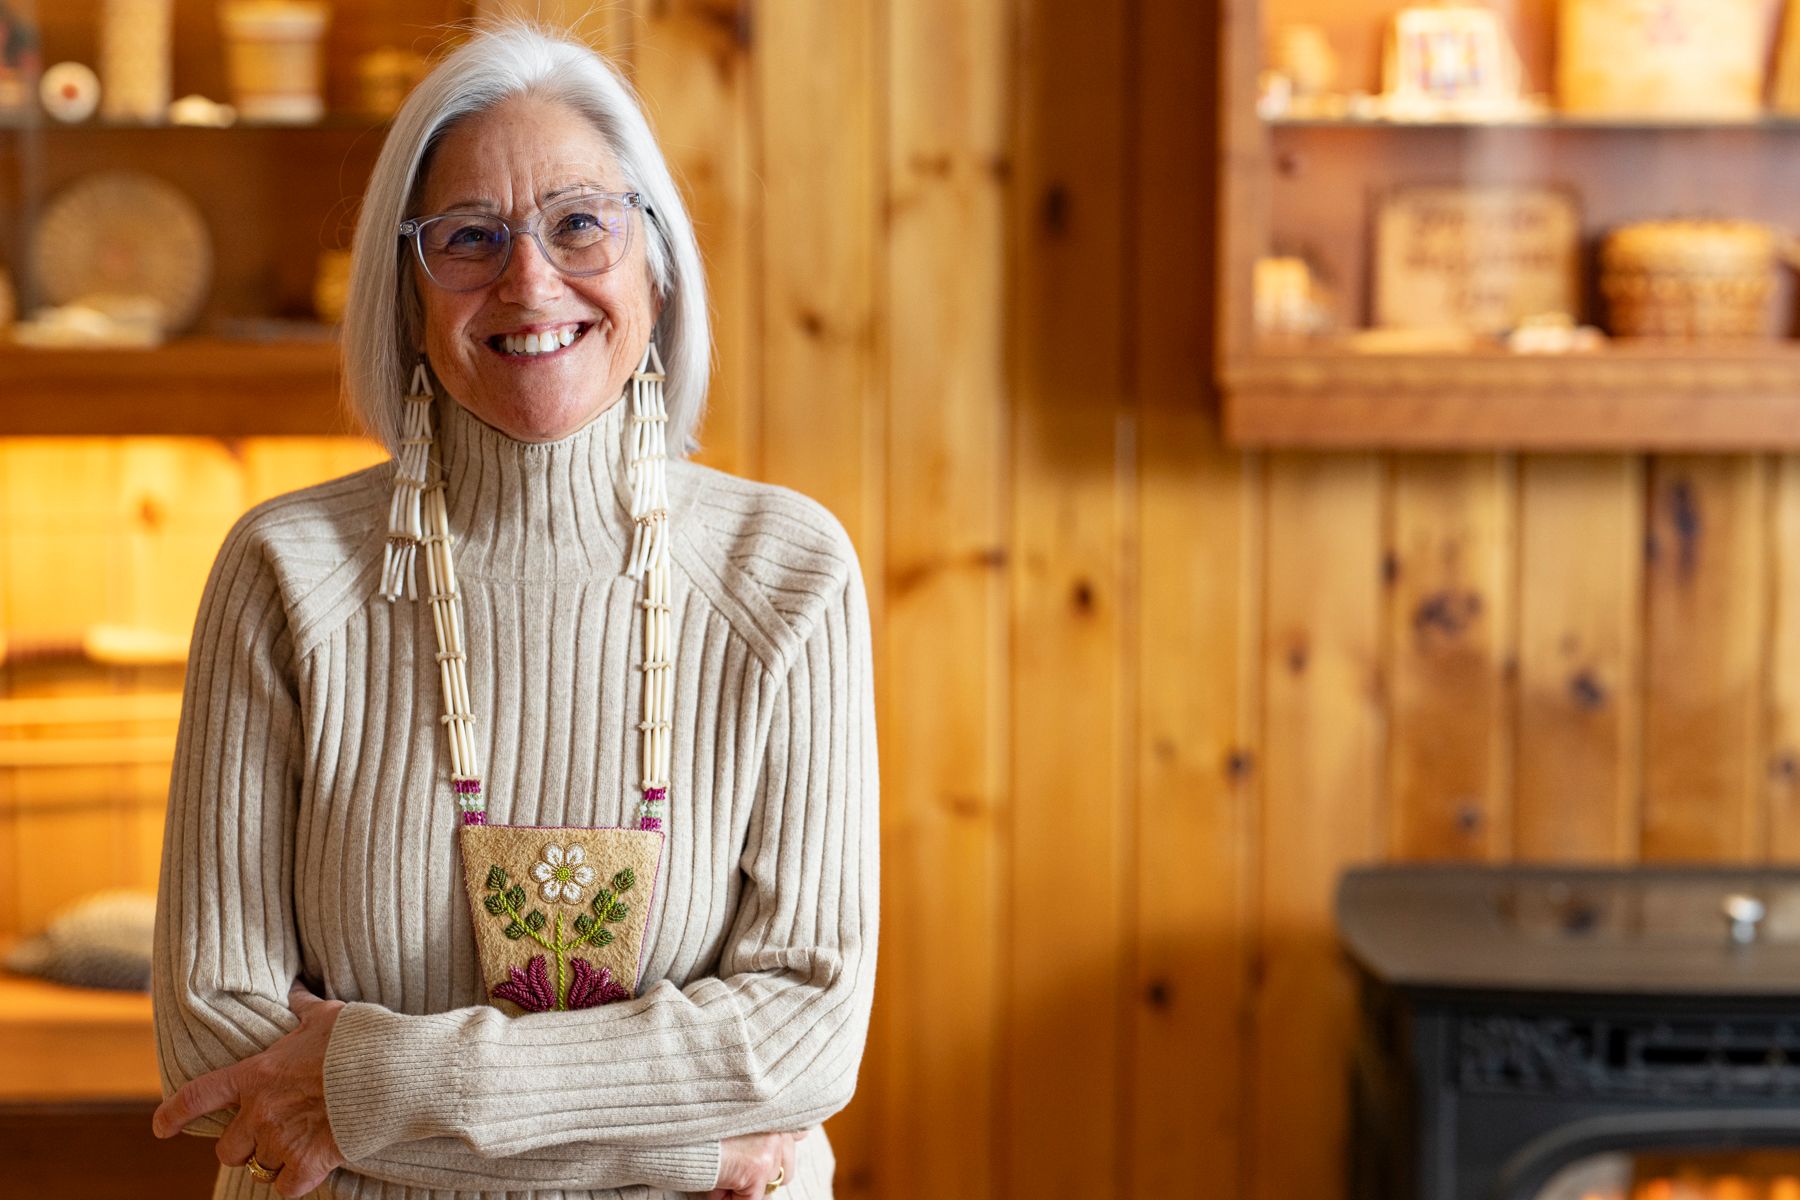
[1558,0,1771,119]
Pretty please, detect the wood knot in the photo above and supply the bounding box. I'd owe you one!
[1413,589,1481,638]
[1568,670,1608,712]
[1225,748,1255,780]
[1070,578,1096,614]
[1040,183,1072,237]
[1143,979,1173,1010]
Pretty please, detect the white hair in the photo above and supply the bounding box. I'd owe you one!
[341,22,710,455]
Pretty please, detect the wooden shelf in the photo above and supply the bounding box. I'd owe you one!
[1222,345,1800,450]
[0,336,360,436]
[0,974,157,1101]
[0,114,385,132]
[1265,112,1800,131]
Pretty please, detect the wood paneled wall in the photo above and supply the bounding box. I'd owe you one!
[7,3,1800,1198]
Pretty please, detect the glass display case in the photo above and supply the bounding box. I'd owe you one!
[1219,0,1800,449]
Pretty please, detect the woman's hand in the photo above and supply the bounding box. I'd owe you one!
[153,982,347,1197]
[709,1129,807,1199]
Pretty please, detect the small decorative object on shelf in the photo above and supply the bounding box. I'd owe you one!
[220,0,331,124]
[167,94,236,126]
[1773,0,1800,116]
[355,46,428,118]
[39,61,99,123]
[100,0,172,121]
[1600,219,1797,341]
[1253,254,1334,337]
[0,0,40,116]
[1380,3,1529,120]
[29,170,212,337]
[1559,0,1766,119]
[312,248,350,322]
[1374,185,1580,334]
[1267,24,1344,118]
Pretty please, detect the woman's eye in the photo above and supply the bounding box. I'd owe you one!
[447,224,495,246]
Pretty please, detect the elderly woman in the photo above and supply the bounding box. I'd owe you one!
[148,24,876,1200]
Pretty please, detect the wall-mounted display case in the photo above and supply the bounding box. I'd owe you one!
[1220,0,1800,449]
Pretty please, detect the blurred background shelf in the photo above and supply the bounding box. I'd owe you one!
[1264,113,1800,131]
[1224,344,1800,449]
[0,337,355,436]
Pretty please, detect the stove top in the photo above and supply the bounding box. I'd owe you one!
[1338,865,1800,996]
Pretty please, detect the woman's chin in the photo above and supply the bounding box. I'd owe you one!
[479,395,620,443]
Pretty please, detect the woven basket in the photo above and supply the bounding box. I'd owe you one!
[1600,220,1791,341]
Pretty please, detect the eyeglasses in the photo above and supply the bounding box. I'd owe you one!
[398,191,643,291]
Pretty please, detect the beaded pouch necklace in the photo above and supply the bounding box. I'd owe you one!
[379,346,673,1015]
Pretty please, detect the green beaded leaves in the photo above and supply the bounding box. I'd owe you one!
[479,856,641,1010]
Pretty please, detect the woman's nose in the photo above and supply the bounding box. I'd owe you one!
[495,232,563,304]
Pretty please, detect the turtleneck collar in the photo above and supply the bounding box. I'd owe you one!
[430,393,635,580]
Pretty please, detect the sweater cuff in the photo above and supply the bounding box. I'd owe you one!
[621,1144,723,1192]
[324,1002,463,1162]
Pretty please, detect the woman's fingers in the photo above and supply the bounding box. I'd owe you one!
[153,1062,242,1136]
[778,1130,799,1189]
[215,1109,257,1167]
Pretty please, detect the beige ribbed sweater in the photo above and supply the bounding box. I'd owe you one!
[151,393,878,1199]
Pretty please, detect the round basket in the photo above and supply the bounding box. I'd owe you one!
[1601,220,1784,341]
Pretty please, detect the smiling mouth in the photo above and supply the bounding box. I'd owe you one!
[486,322,591,358]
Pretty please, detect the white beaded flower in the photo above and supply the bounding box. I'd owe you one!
[530,843,595,904]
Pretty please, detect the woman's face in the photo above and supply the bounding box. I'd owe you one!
[413,93,659,442]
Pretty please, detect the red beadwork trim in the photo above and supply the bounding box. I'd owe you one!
[644,786,667,802]
[462,810,488,826]
[638,816,663,831]
[454,779,483,795]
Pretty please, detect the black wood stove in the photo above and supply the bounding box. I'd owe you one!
[1339,866,1800,1200]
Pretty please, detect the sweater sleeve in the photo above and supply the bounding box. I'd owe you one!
[150,515,722,1194]
[319,560,881,1161]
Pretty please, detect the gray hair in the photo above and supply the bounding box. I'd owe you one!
[341,23,710,454]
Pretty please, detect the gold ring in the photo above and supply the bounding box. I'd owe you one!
[246,1154,283,1183]
[765,1166,785,1193]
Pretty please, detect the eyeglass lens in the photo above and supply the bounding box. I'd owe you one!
[415,193,633,290]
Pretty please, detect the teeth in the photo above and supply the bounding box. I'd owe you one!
[498,325,581,356]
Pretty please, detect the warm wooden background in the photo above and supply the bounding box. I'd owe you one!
[5,2,1799,1198]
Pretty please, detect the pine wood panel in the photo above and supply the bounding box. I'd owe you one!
[873,0,1011,1192]
[1129,0,1255,1189]
[1514,456,1643,861]
[1253,453,1386,1200]
[1641,456,1767,861]
[1004,0,1131,1189]
[748,1,884,1184]
[634,0,760,480]
[1386,455,1514,860]
[1769,455,1800,858]
[0,442,132,939]
[0,444,12,943]
[238,438,387,510]
[753,0,881,559]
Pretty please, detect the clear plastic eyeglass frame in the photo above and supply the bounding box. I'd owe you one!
[398,191,644,292]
